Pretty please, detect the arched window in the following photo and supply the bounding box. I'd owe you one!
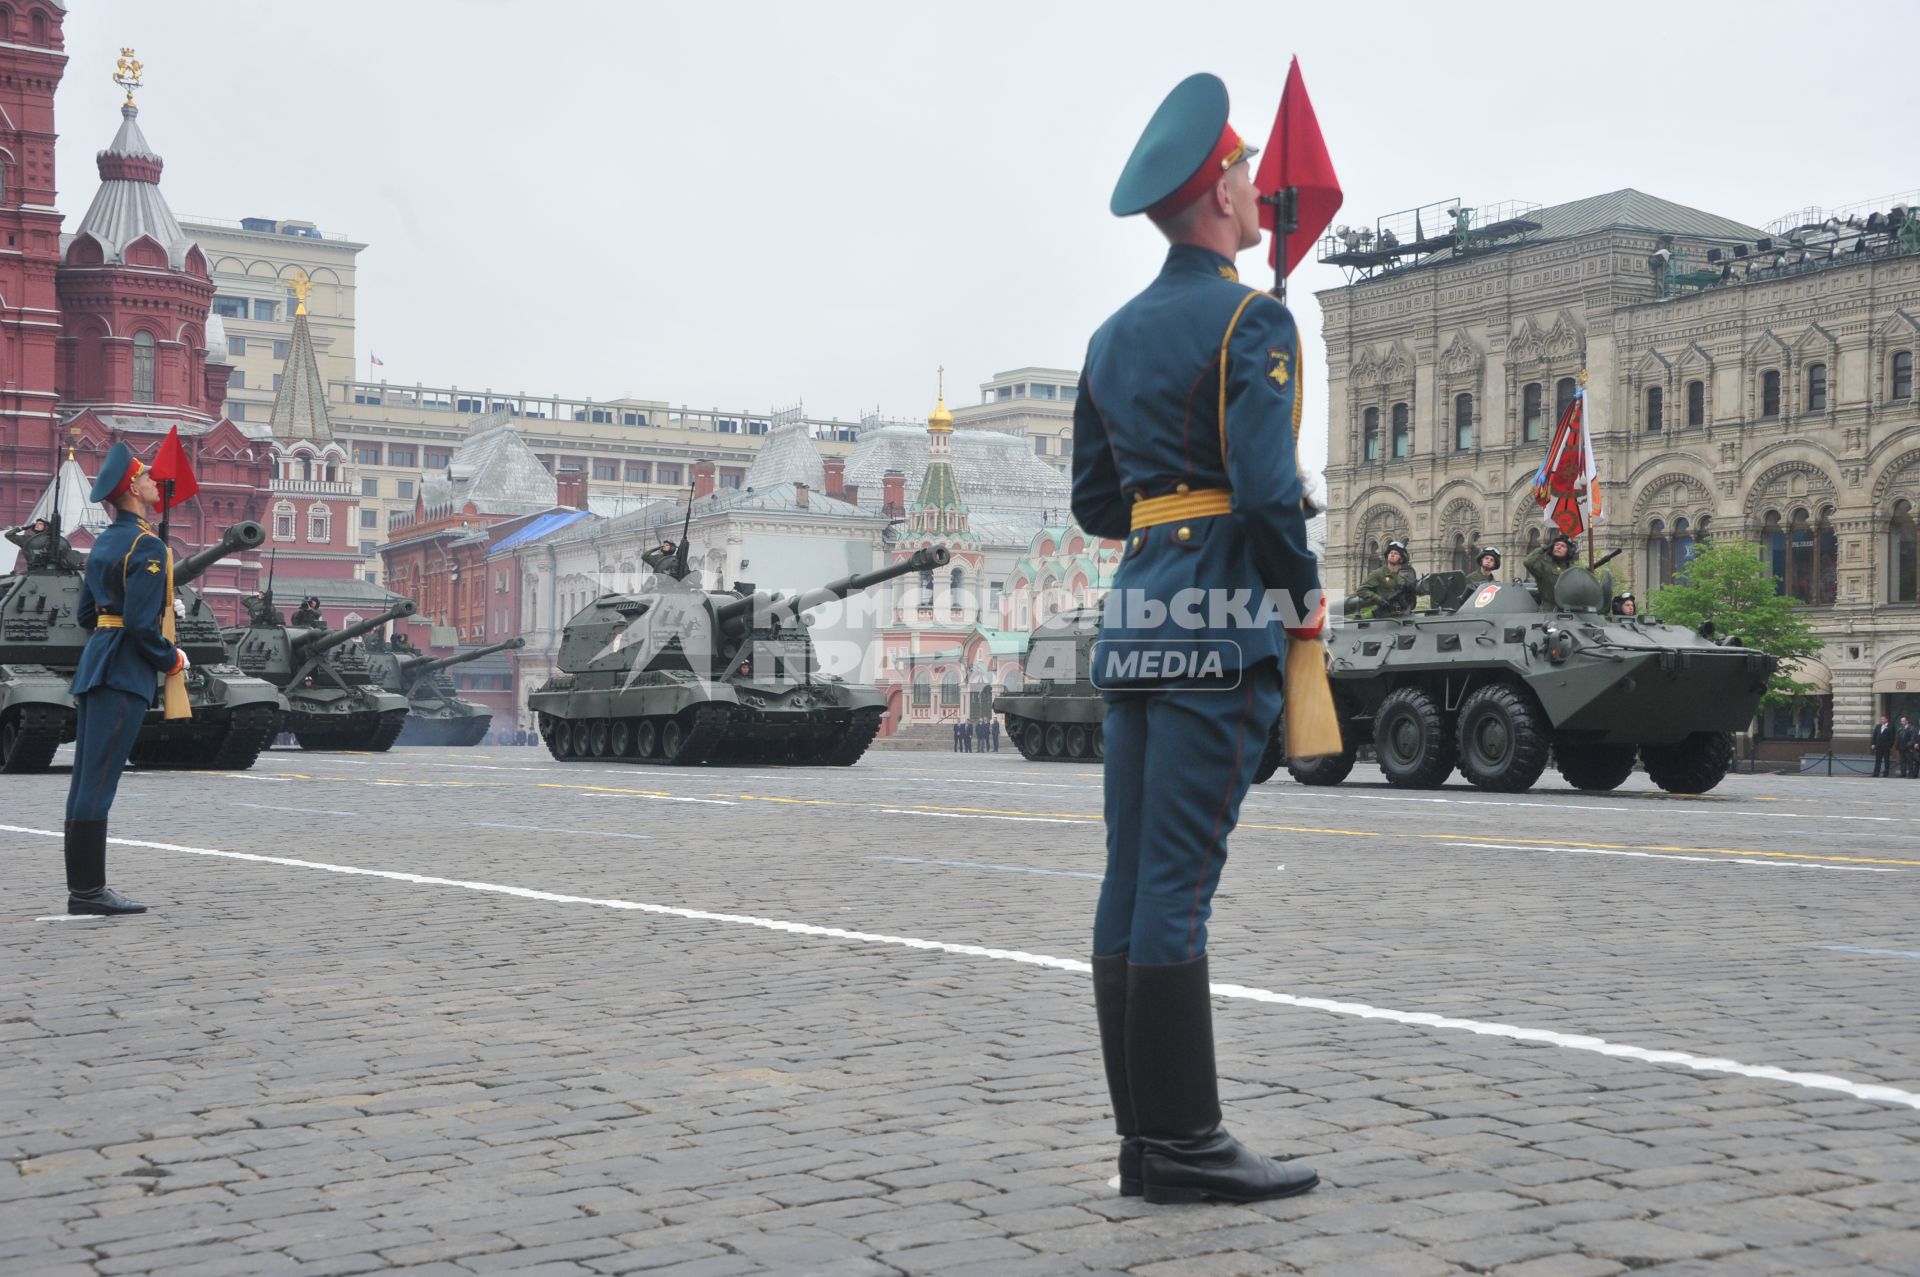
[1761,369,1781,418]
[1894,351,1914,401]
[1806,363,1827,412]
[912,673,932,708]
[1525,525,1541,554]
[1362,407,1380,461]
[308,504,330,543]
[1891,499,1917,603]
[1521,382,1544,443]
[1645,385,1663,433]
[1779,505,1837,605]
[918,568,933,607]
[1453,393,1474,451]
[940,670,962,708]
[132,331,156,403]
[299,453,312,481]
[30,8,46,44]
[1554,377,1577,422]
[1451,533,1469,573]
[1687,379,1705,427]
[1650,518,1696,587]
[1390,403,1410,458]
[273,500,296,541]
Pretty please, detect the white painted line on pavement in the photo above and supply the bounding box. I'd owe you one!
[233,802,361,817]
[35,914,107,922]
[870,855,1102,881]
[1441,841,1901,873]
[1272,790,1900,824]
[873,807,1091,825]
[473,822,653,841]
[579,793,735,806]
[3,820,1915,1114]
[1822,944,1920,960]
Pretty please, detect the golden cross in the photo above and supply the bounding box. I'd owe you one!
[938,365,945,400]
[290,269,312,316]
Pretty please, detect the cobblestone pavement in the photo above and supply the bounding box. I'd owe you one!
[4,744,1919,1276]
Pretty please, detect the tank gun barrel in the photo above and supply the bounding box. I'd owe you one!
[294,598,418,656]
[713,545,952,627]
[407,636,526,680]
[172,521,265,587]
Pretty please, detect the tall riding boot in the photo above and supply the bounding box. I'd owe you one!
[1092,953,1141,1196]
[1125,955,1317,1205]
[64,820,146,916]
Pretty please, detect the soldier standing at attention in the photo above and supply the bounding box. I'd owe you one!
[1525,532,1579,604]
[1465,546,1502,586]
[1353,540,1417,617]
[1072,73,1322,1206]
[62,442,189,916]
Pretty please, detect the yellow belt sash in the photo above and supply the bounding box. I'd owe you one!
[1130,488,1233,531]
[102,543,190,719]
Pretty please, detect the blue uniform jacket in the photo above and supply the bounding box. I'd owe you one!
[1072,243,1322,681]
[70,509,179,704]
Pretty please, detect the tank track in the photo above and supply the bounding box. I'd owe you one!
[0,704,67,774]
[204,703,280,771]
[363,709,409,753]
[822,708,884,767]
[666,704,733,765]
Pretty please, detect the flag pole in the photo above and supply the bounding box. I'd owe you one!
[1268,187,1299,305]
[159,478,175,548]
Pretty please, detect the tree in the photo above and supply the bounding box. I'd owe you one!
[1645,539,1824,709]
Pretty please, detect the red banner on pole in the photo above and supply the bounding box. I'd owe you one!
[1254,57,1343,276]
[148,423,200,509]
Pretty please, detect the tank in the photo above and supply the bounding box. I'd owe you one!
[993,607,1106,761]
[2,519,283,774]
[225,598,419,751]
[528,546,951,766]
[127,521,287,771]
[1282,566,1779,795]
[368,636,527,746]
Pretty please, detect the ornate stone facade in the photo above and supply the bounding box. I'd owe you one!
[1319,188,1920,748]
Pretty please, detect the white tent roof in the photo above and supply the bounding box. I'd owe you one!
[1,458,110,574]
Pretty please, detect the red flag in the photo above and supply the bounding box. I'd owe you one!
[148,424,200,509]
[1532,391,1590,539]
[1254,57,1343,276]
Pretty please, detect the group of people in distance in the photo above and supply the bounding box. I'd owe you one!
[1351,533,1638,620]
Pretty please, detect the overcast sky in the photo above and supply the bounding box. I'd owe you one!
[57,0,1920,470]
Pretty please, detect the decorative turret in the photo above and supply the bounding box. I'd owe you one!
[912,367,970,538]
[268,272,333,441]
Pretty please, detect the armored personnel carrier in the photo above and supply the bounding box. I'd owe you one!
[994,607,1105,761]
[367,636,527,746]
[1282,566,1777,795]
[529,546,950,766]
[2,519,280,773]
[225,598,418,751]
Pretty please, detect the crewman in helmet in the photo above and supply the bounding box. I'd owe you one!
[1524,532,1578,606]
[1354,540,1418,617]
[1465,546,1502,586]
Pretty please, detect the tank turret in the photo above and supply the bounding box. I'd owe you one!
[226,597,419,751]
[293,599,418,658]
[376,636,527,746]
[401,635,526,683]
[529,545,955,767]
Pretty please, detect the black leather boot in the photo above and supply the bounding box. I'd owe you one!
[1092,953,1141,1196]
[64,820,146,916]
[1126,954,1317,1205]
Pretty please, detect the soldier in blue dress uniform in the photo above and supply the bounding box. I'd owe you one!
[1072,73,1324,1205]
[61,441,189,916]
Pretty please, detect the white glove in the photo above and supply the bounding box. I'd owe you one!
[170,648,191,675]
[173,597,187,619]
[1299,469,1328,515]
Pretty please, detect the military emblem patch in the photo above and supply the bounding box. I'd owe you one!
[1473,583,1499,608]
[145,560,161,574]
[1266,349,1291,392]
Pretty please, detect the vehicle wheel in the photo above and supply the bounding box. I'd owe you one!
[1556,740,1638,791]
[1253,723,1286,784]
[1092,726,1105,760]
[1066,724,1090,758]
[1044,723,1067,759]
[548,719,572,759]
[1372,686,1456,788]
[1455,684,1551,793]
[633,718,658,760]
[588,719,611,758]
[608,718,632,758]
[1285,710,1357,786]
[1025,722,1048,759]
[1640,731,1736,794]
[660,716,686,762]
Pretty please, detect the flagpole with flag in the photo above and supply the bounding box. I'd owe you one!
[1252,57,1345,759]
[1531,369,1604,562]
[144,423,201,721]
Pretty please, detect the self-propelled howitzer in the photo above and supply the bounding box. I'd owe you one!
[128,520,288,772]
[530,546,951,766]
[226,598,418,751]
[374,636,527,746]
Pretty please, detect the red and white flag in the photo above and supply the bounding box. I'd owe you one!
[1532,384,1602,538]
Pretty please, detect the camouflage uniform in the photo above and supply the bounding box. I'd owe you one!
[1354,563,1418,617]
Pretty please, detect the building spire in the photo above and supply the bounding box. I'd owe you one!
[113,48,142,108]
[927,365,954,435]
[268,281,334,441]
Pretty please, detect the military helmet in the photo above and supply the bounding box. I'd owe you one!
[302,595,321,609]
[1612,592,1637,611]
[1478,546,1502,567]
[1384,539,1408,558]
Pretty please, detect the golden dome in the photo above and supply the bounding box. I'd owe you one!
[927,365,953,433]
